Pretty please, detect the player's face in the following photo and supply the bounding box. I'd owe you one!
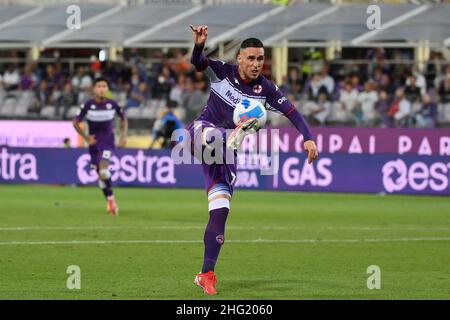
[237,47,265,81]
[94,81,108,99]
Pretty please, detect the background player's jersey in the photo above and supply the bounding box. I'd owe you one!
[75,98,125,145]
[191,44,313,141]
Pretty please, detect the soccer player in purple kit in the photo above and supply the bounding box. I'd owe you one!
[188,25,319,295]
[73,77,128,216]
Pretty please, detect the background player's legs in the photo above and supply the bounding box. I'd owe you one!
[97,152,118,216]
[98,159,114,199]
[202,183,231,273]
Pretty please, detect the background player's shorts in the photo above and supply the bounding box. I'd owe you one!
[187,120,237,197]
[89,142,114,168]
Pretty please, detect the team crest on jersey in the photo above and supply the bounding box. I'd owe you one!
[90,104,96,109]
[234,78,239,85]
[106,103,112,109]
[253,84,262,94]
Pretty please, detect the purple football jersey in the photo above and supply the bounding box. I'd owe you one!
[75,98,124,148]
[190,44,313,141]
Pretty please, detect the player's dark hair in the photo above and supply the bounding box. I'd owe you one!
[94,77,109,87]
[240,38,264,49]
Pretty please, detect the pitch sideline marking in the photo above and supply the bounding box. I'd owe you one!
[0,237,449,246]
[1,226,449,231]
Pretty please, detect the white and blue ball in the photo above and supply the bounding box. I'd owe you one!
[233,98,267,129]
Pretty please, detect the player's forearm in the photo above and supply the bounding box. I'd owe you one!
[190,43,208,72]
[73,120,89,142]
[120,118,128,137]
[285,108,314,142]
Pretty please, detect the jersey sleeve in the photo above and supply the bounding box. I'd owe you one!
[190,43,228,81]
[265,79,314,142]
[74,102,88,122]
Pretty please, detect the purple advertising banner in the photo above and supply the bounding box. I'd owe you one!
[246,126,450,156]
[1,120,449,157]
[1,146,449,196]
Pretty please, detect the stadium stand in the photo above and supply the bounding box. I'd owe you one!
[0,1,449,131]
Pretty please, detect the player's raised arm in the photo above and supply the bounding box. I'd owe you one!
[189,24,229,80]
[190,24,208,46]
[189,25,209,72]
[265,80,318,164]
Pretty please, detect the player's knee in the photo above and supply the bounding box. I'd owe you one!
[99,168,111,180]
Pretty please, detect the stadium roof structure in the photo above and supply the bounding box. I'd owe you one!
[0,3,116,48]
[0,2,448,49]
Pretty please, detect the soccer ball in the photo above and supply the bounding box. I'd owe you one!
[233,98,267,129]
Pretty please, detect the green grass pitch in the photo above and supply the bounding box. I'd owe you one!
[0,184,449,299]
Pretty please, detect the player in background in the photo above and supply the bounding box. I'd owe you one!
[189,25,318,295]
[73,77,128,216]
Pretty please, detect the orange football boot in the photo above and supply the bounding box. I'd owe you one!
[194,271,218,295]
[106,196,119,216]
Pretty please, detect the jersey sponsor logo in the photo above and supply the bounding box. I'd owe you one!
[253,84,262,94]
[278,97,287,104]
[209,78,266,109]
[225,90,241,105]
[86,109,116,122]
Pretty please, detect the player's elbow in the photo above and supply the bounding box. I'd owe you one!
[190,57,207,72]
[189,55,197,67]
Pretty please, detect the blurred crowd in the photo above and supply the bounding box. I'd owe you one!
[279,49,450,129]
[0,47,450,129]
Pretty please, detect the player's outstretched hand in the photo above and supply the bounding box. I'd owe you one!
[190,25,208,45]
[304,140,318,164]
